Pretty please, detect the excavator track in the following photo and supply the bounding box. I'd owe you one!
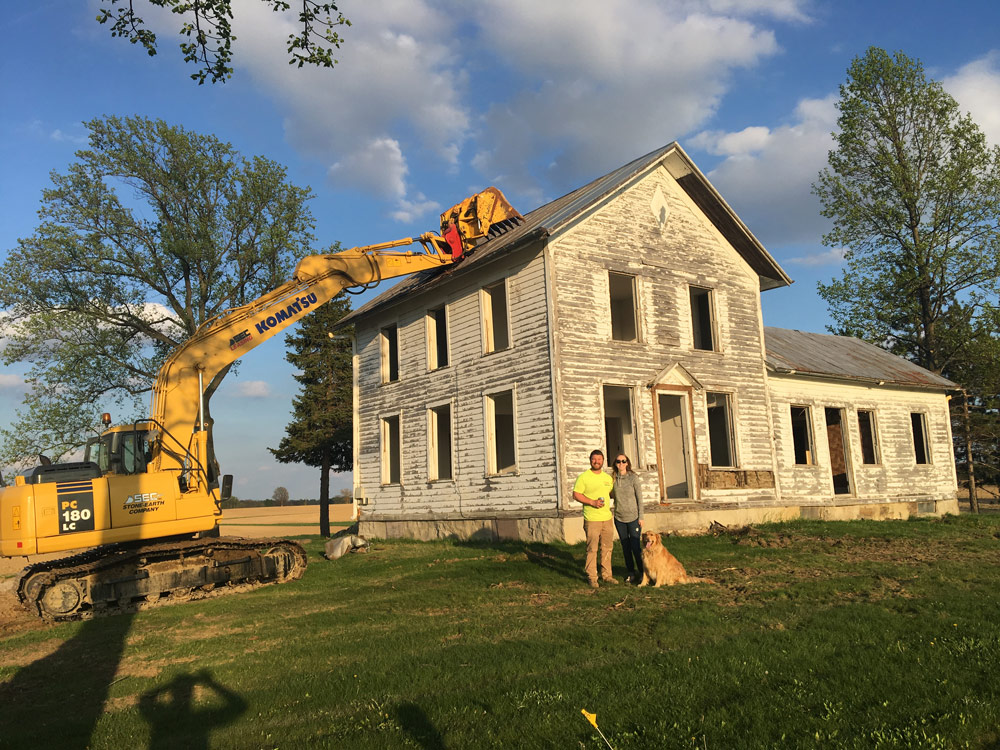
[16,537,308,621]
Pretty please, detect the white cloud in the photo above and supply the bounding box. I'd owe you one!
[0,374,24,390]
[328,138,408,199]
[943,52,1000,146]
[221,0,811,209]
[694,94,837,247]
[234,380,273,398]
[690,125,772,156]
[231,2,469,206]
[49,128,88,145]
[468,0,787,192]
[785,246,846,266]
[390,193,441,224]
[706,0,810,22]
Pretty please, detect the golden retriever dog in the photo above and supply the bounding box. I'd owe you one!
[638,531,715,587]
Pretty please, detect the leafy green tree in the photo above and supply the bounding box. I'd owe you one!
[0,115,315,467]
[814,47,1000,506]
[272,486,290,506]
[814,47,1000,376]
[270,292,352,537]
[98,0,350,84]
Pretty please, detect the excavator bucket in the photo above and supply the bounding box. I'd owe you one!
[439,187,524,258]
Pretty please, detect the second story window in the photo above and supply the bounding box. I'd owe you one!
[482,280,510,354]
[689,286,717,351]
[609,271,638,342]
[427,306,449,370]
[380,324,399,383]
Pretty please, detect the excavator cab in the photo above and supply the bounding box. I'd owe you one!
[84,427,152,477]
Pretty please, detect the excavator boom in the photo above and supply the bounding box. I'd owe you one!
[0,187,522,620]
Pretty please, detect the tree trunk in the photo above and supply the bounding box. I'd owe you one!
[962,389,979,514]
[319,446,331,538]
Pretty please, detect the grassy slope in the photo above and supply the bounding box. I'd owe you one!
[2,515,1000,749]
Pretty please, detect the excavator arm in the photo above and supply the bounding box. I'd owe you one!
[0,187,521,619]
[148,189,523,491]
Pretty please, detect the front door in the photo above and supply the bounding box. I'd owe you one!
[656,393,692,500]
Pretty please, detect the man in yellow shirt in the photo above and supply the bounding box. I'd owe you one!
[573,449,618,588]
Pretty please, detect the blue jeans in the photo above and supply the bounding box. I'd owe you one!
[614,519,642,575]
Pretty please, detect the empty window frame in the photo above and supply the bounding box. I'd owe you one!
[706,392,737,468]
[608,271,638,342]
[380,324,399,383]
[427,306,449,370]
[381,414,402,485]
[911,412,931,464]
[486,389,517,475]
[428,403,453,481]
[790,405,815,465]
[690,286,717,351]
[857,409,881,465]
[603,385,638,465]
[482,280,511,353]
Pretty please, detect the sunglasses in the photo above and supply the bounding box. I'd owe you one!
[615,459,628,464]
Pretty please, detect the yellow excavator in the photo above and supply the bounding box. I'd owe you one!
[0,188,522,620]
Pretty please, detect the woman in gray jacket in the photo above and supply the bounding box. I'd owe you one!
[611,454,644,584]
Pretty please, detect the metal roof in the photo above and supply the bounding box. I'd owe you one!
[764,327,957,390]
[339,142,791,326]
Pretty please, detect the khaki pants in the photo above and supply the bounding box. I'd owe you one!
[583,519,615,582]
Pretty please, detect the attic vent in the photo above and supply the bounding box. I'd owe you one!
[650,186,670,231]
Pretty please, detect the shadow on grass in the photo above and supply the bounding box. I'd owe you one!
[396,702,446,749]
[139,669,247,750]
[454,539,583,582]
[0,612,133,749]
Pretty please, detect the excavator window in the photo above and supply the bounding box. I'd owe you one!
[84,430,150,476]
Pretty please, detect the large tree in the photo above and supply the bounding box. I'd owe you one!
[814,47,1000,376]
[269,292,352,537]
[0,115,315,467]
[98,1,350,84]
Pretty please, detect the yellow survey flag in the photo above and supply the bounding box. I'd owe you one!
[580,709,615,749]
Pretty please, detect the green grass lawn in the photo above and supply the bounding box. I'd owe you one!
[2,514,1000,749]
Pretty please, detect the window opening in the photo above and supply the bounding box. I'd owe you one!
[483,281,510,353]
[690,286,716,351]
[603,385,638,464]
[790,406,815,465]
[381,415,401,484]
[429,404,453,481]
[706,392,736,467]
[427,307,448,370]
[911,412,930,464]
[486,390,516,474]
[857,410,880,465]
[381,324,399,383]
[608,272,638,342]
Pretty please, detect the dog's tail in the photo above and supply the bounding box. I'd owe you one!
[681,575,716,585]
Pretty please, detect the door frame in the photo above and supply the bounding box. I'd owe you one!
[651,384,699,503]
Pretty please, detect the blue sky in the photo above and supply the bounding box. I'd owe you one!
[3,1,1000,499]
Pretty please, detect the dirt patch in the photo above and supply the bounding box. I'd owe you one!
[0,586,45,638]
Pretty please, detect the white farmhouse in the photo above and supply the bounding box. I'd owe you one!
[339,143,959,542]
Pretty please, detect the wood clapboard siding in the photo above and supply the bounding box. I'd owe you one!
[768,374,957,501]
[549,166,778,505]
[354,244,560,515]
